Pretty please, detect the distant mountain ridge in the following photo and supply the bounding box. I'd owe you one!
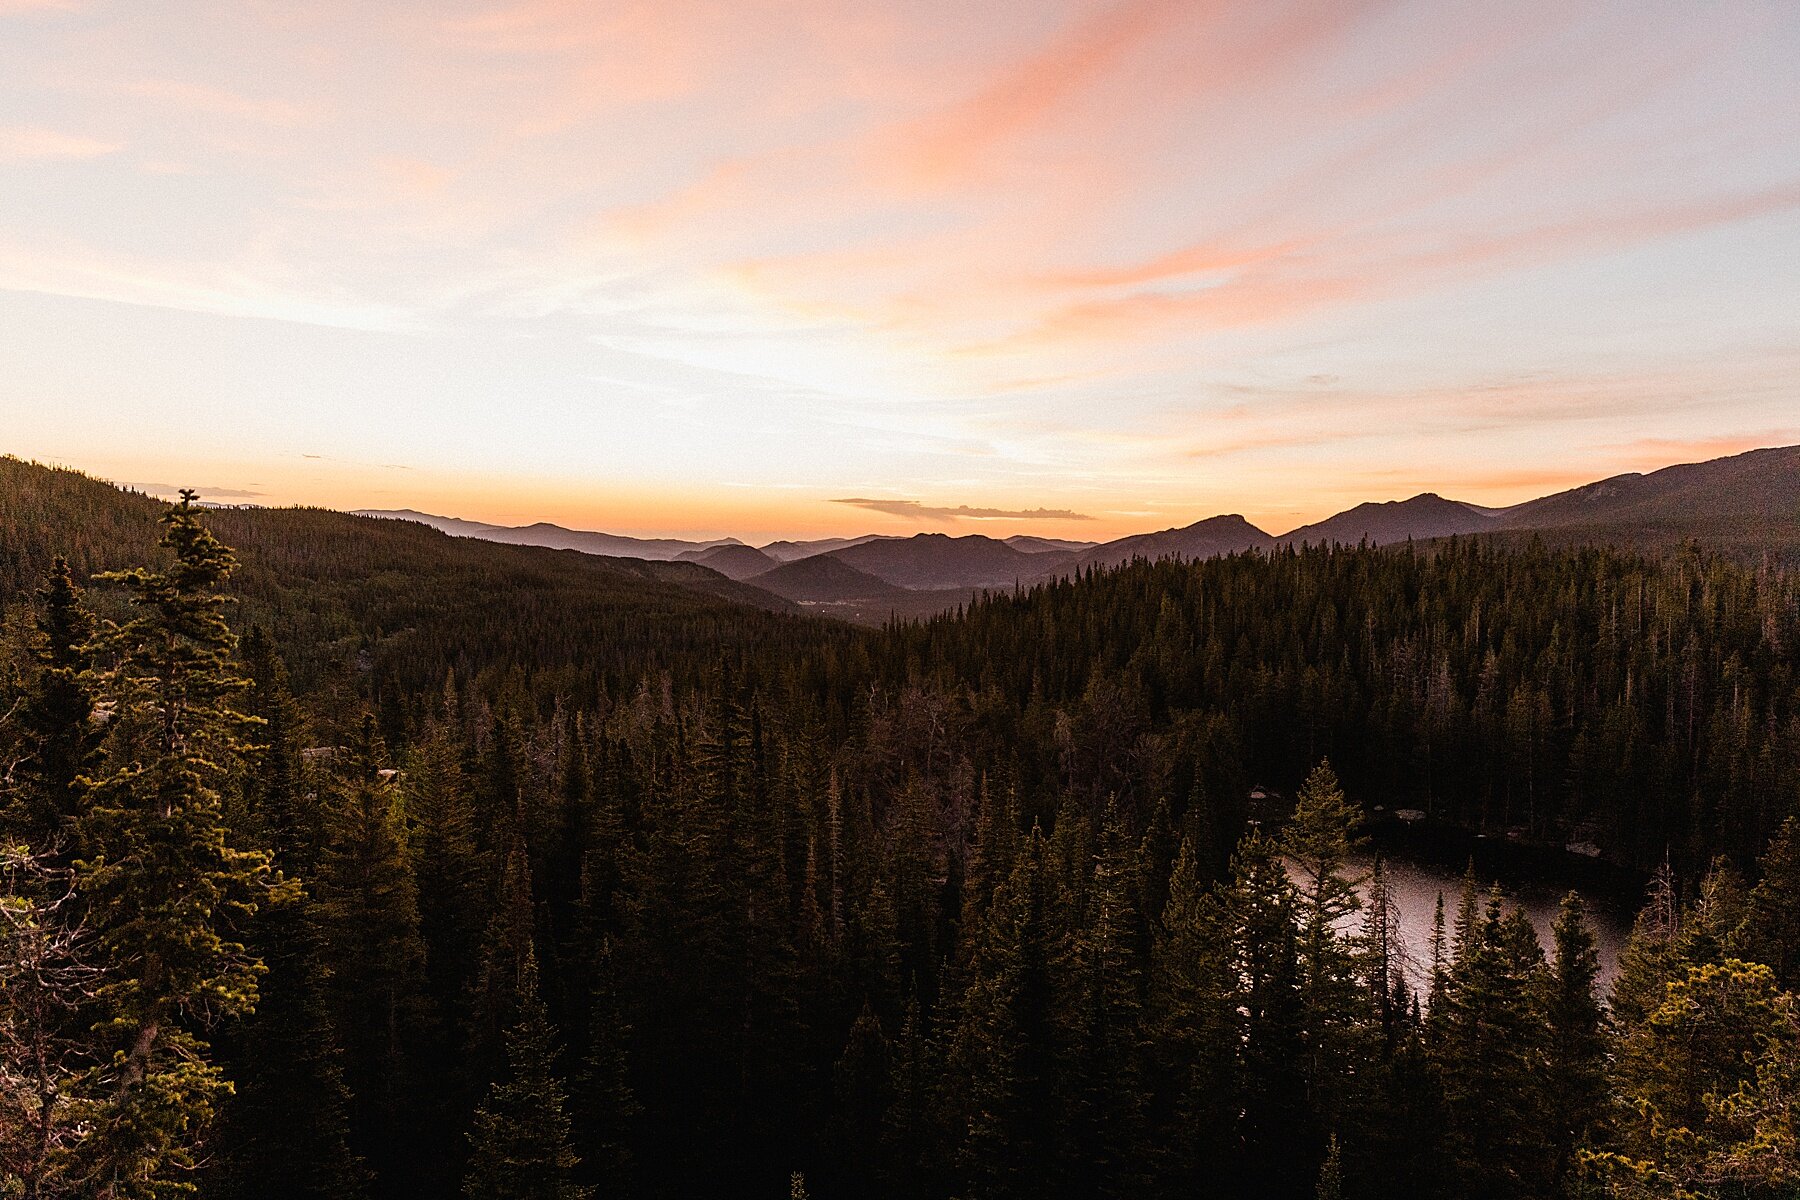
[1279,493,1497,547]
[821,532,1061,590]
[675,543,778,580]
[356,509,743,560]
[1068,514,1274,572]
[749,555,906,604]
[358,443,1800,618]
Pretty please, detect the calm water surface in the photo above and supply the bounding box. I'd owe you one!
[1350,850,1635,995]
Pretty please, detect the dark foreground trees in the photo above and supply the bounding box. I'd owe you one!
[4,494,1800,1198]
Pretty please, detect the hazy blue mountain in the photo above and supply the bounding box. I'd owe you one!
[1005,534,1099,553]
[676,542,779,579]
[823,532,1066,590]
[356,509,741,560]
[758,534,890,562]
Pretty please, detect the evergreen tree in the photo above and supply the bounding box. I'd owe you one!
[10,557,99,849]
[882,989,944,1200]
[948,828,1061,1200]
[1314,1133,1343,1200]
[206,643,365,1200]
[1279,761,1369,1143]
[1746,816,1800,989]
[316,714,435,1192]
[1593,959,1800,1198]
[1149,833,1238,1190]
[73,493,282,1198]
[832,1000,894,1187]
[1610,861,1682,1029]
[1223,831,1312,1199]
[1055,806,1148,1198]
[407,721,487,1038]
[1541,893,1608,1194]
[203,891,367,1200]
[1434,895,1553,1200]
[463,950,592,1200]
[570,936,637,1194]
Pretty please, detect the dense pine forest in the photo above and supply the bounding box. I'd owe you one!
[4,464,1800,1198]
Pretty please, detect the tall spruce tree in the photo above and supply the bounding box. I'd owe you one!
[1746,817,1800,989]
[1055,805,1149,1199]
[1540,893,1608,1193]
[316,714,436,1192]
[73,493,283,1198]
[1433,894,1553,1200]
[1149,833,1238,1190]
[570,935,638,1195]
[205,648,365,1200]
[1223,831,1312,1199]
[463,950,592,1200]
[10,557,99,849]
[949,828,1061,1200]
[1279,761,1369,1148]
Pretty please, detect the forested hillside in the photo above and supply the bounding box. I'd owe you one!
[4,468,1800,1199]
[0,456,851,710]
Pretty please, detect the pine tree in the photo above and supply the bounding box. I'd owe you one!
[882,990,942,1200]
[1746,817,1800,989]
[73,493,283,1198]
[1594,958,1800,1197]
[1540,893,1607,1193]
[472,838,539,1087]
[1149,833,1238,1190]
[1610,860,1682,1029]
[316,714,435,1192]
[1224,831,1313,1199]
[463,950,592,1200]
[1314,1133,1343,1200]
[570,936,638,1193]
[407,720,487,1036]
[832,1000,894,1186]
[204,891,367,1200]
[207,641,366,1200]
[10,557,99,849]
[948,828,1061,1200]
[1279,761,1369,1138]
[1363,857,1407,1053]
[1056,805,1149,1199]
[1427,891,1449,1027]
[1433,894,1553,1200]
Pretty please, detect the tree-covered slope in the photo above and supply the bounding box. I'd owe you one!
[0,457,846,706]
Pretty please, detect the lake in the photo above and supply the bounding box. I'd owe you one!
[1358,851,1635,997]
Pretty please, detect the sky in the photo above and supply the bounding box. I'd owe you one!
[1,0,1796,541]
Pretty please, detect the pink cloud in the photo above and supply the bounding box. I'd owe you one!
[0,126,119,162]
[881,0,1186,187]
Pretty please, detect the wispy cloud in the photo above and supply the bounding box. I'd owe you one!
[0,127,119,163]
[882,0,1181,186]
[833,497,1095,522]
[2,0,1797,538]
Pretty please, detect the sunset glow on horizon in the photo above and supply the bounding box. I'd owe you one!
[2,0,1797,541]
